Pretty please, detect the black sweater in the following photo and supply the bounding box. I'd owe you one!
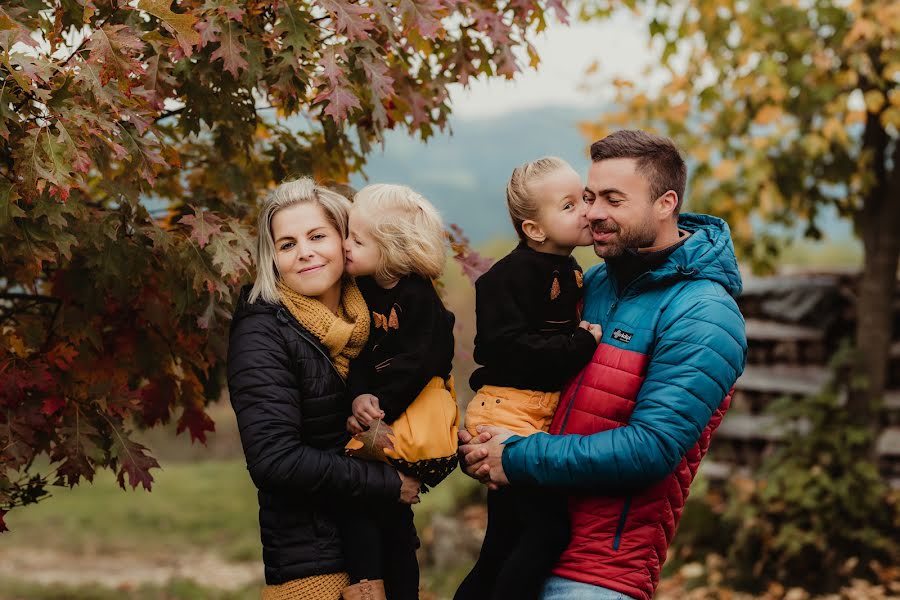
[470,243,598,392]
[348,275,456,423]
[226,287,401,585]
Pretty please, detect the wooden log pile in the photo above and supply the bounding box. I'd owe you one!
[702,272,900,488]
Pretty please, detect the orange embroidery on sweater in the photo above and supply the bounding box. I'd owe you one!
[575,270,583,288]
[388,306,399,329]
[372,312,388,331]
[550,273,561,300]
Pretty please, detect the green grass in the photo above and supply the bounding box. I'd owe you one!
[0,577,260,600]
[4,459,261,562]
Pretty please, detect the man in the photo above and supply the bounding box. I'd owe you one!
[461,130,747,600]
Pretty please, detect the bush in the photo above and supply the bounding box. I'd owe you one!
[723,349,899,592]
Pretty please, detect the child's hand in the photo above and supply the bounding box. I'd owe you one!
[580,320,603,343]
[352,393,385,426]
[346,415,365,435]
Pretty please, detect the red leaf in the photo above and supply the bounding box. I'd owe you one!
[114,436,160,492]
[210,20,249,77]
[318,47,346,88]
[40,396,66,416]
[179,208,222,248]
[359,53,395,99]
[48,343,78,371]
[0,510,7,533]
[319,0,375,41]
[316,85,362,121]
[139,376,176,427]
[399,0,444,38]
[176,407,215,444]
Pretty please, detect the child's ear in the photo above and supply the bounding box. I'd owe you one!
[521,219,546,244]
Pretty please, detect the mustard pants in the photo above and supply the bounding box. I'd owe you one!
[463,385,560,437]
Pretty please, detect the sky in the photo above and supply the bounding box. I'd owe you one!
[447,11,653,119]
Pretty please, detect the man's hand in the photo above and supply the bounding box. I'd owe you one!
[352,393,384,426]
[460,425,516,488]
[457,429,492,481]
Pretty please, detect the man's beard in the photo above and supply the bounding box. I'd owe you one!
[591,217,657,258]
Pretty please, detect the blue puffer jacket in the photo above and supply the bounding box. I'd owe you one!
[501,213,747,600]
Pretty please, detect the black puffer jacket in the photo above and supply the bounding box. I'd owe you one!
[227,288,401,585]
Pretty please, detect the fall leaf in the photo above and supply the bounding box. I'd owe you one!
[136,0,201,55]
[179,208,223,249]
[210,19,249,77]
[0,0,556,520]
[177,406,216,444]
[345,418,396,463]
[319,0,374,41]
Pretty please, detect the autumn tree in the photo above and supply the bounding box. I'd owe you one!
[581,0,899,432]
[0,0,566,527]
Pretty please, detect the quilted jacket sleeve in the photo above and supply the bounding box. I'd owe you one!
[227,311,401,502]
[501,285,747,492]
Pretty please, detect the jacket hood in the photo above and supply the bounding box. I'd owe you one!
[625,213,743,297]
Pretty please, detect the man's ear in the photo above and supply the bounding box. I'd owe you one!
[656,190,679,220]
[521,219,546,244]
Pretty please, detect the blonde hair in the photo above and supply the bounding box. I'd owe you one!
[352,184,446,282]
[506,156,571,241]
[249,177,351,304]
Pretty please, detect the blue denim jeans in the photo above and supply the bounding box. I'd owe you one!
[540,576,638,600]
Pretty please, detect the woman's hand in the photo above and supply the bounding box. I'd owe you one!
[397,472,421,505]
[352,393,385,426]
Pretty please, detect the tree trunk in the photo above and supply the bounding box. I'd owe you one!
[849,117,900,445]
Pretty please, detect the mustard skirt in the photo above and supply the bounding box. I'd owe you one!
[346,376,460,489]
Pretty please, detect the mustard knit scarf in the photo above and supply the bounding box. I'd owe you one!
[277,279,370,380]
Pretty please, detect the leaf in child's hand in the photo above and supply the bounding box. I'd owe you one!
[346,418,395,463]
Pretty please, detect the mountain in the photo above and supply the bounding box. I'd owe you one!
[350,105,854,247]
[350,105,600,243]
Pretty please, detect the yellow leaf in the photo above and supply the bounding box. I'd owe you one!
[864,89,885,113]
[7,334,27,357]
[843,18,876,47]
[137,0,201,55]
[884,63,900,82]
[822,118,846,143]
[754,105,782,125]
[881,106,900,129]
[713,159,738,180]
[889,89,900,108]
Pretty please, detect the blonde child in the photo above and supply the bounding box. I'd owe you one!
[455,157,603,600]
[338,183,459,600]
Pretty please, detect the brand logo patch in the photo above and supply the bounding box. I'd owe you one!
[612,328,633,343]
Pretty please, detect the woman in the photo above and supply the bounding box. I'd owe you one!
[227,178,421,600]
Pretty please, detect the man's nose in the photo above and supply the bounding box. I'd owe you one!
[585,201,608,223]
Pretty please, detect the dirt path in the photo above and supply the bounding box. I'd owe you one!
[0,547,263,590]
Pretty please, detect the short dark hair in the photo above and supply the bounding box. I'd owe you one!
[590,130,687,213]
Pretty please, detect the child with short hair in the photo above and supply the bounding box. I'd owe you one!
[454,157,603,600]
[338,183,459,600]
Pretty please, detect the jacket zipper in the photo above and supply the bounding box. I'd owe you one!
[278,309,345,385]
[613,496,631,550]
